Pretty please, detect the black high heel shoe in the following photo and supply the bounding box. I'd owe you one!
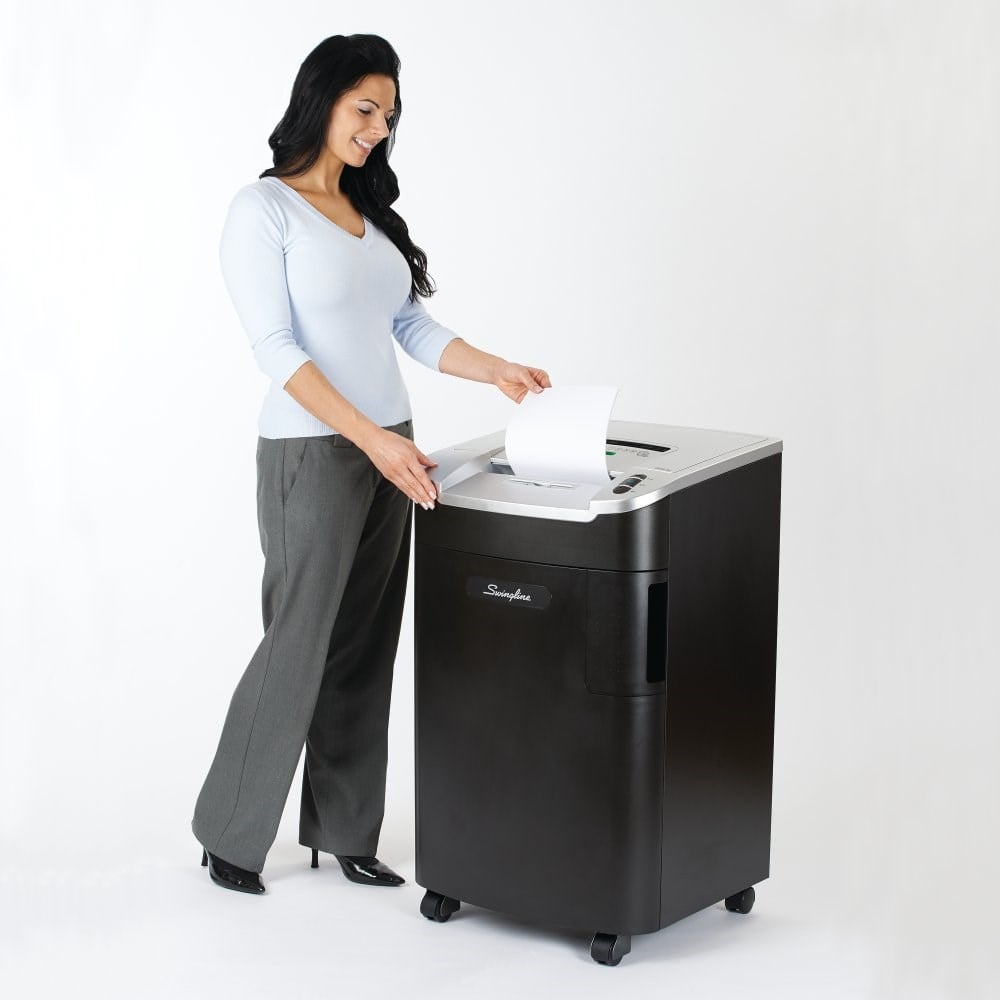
[201,847,265,894]
[309,848,405,886]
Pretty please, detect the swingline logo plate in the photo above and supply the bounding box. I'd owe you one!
[466,577,552,610]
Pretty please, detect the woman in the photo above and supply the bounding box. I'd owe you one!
[192,33,550,895]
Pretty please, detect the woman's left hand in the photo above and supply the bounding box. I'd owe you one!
[494,362,552,403]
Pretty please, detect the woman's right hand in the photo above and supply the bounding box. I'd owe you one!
[360,427,439,509]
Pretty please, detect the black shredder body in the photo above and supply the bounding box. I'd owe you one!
[414,422,782,964]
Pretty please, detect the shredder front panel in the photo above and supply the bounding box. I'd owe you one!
[415,544,666,934]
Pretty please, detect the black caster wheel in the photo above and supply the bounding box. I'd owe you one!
[420,889,460,923]
[724,886,756,914]
[590,932,631,966]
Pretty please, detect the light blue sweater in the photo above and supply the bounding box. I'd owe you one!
[219,176,458,439]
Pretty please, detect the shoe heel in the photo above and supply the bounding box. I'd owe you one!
[201,848,208,867]
[311,848,319,869]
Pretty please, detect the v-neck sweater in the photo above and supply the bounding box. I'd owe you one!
[219,176,458,439]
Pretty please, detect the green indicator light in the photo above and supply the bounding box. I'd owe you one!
[606,450,616,456]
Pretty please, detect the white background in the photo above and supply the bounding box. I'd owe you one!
[1,1,997,996]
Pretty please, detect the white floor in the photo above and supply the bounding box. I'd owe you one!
[0,849,862,1000]
[1,799,990,1000]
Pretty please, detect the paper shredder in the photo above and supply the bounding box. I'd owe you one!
[414,422,781,965]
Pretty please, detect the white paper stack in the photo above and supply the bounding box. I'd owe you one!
[505,386,618,486]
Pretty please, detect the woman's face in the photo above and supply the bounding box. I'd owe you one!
[326,73,397,168]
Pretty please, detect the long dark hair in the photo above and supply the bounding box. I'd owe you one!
[260,34,434,300]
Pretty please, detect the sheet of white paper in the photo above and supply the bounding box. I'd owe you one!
[505,386,619,486]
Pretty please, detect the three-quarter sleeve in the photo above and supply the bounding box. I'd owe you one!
[392,294,458,371]
[219,186,312,387]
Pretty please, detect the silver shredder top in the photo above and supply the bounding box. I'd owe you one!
[428,421,782,523]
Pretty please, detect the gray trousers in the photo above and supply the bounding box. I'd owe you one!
[192,421,413,873]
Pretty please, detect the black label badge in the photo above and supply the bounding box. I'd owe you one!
[466,577,552,611]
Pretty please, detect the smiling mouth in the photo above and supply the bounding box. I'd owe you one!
[353,137,376,152]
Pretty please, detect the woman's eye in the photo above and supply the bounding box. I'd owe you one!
[358,108,371,116]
